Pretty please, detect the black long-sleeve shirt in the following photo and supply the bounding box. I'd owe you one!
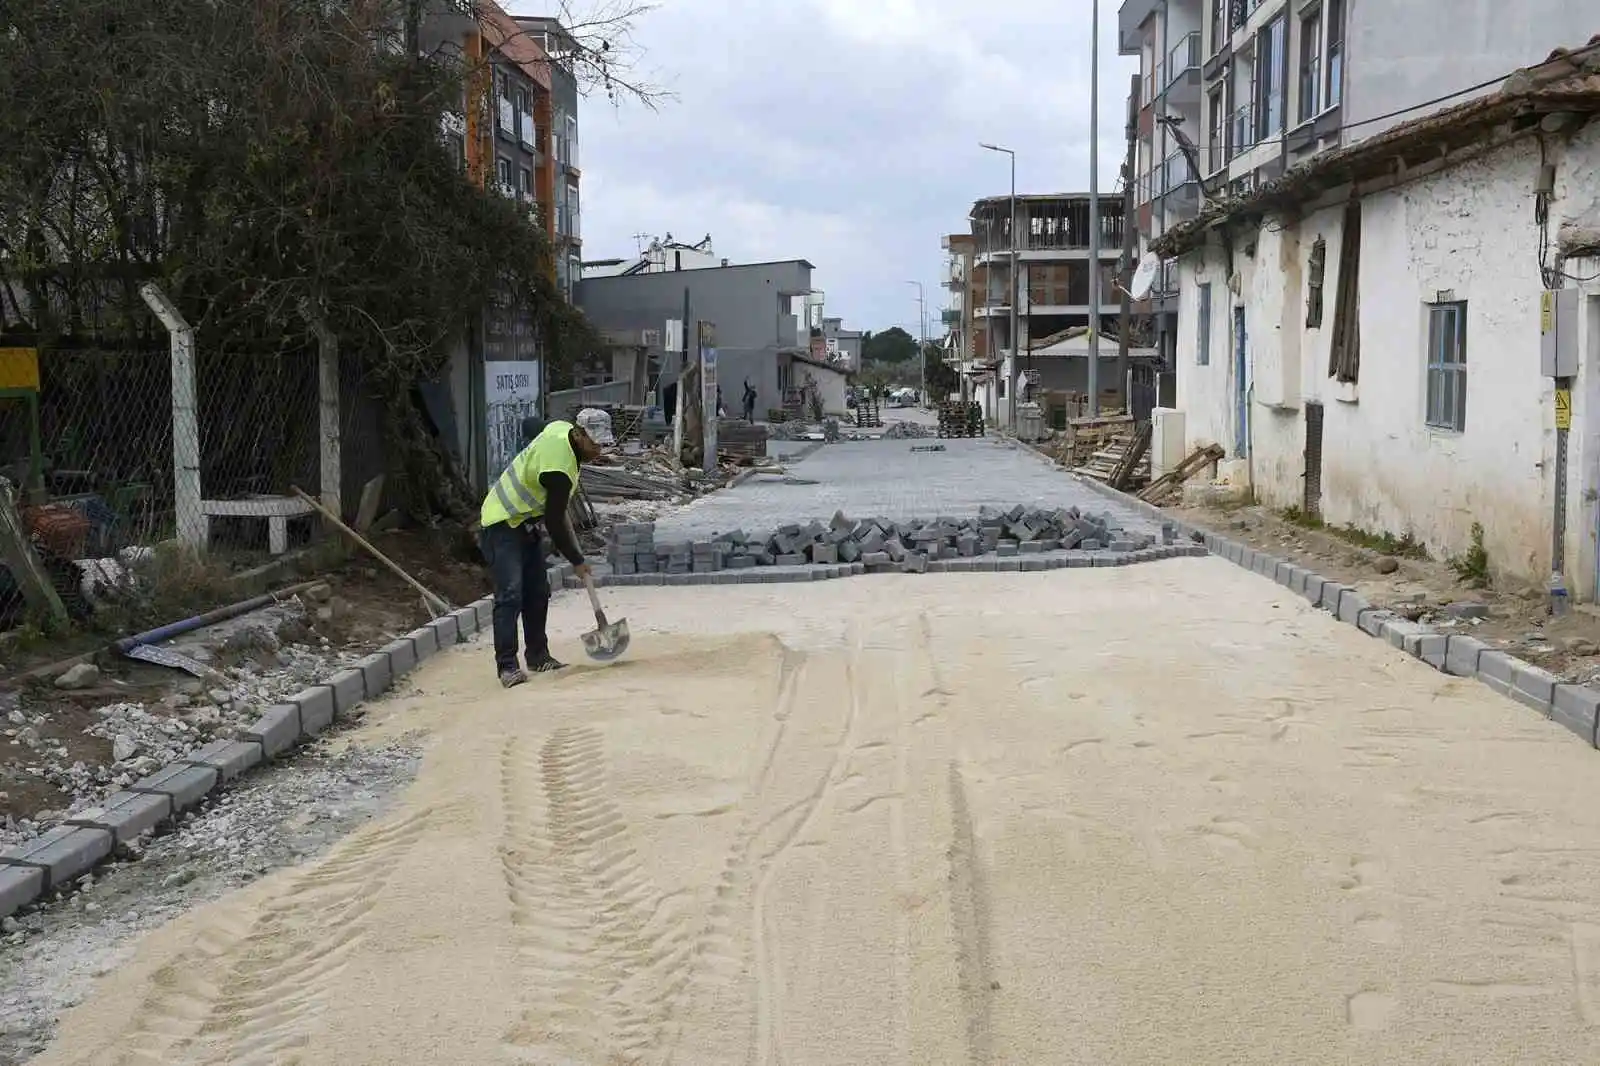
[538,470,585,567]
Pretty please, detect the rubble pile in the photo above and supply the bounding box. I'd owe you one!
[882,420,934,439]
[606,505,1178,576]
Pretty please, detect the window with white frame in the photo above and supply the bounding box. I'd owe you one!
[566,115,579,168]
[1298,8,1321,122]
[1326,0,1345,107]
[1255,15,1285,141]
[1197,283,1212,365]
[1425,301,1467,431]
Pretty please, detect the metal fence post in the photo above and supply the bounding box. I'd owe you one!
[138,282,206,549]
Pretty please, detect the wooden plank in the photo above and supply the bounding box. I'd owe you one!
[0,478,68,627]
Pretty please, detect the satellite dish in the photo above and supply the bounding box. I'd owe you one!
[1130,253,1161,301]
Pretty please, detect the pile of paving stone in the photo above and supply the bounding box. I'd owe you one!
[882,420,935,439]
[606,505,1180,577]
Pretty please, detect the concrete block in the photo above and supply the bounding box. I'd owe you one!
[1416,634,1449,670]
[903,553,929,574]
[1320,584,1351,614]
[67,790,171,845]
[996,541,1019,557]
[1337,593,1369,626]
[1238,547,1256,570]
[429,614,459,647]
[291,686,336,736]
[1444,635,1488,678]
[0,826,113,891]
[1020,541,1046,554]
[1509,659,1558,715]
[1021,557,1046,572]
[409,625,440,660]
[1474,650,1517,696]
[473,598,494,630]
[0,864,42,917]
[382,637,418,678]
[811,543,839,565]
[354,652,393,698]
[243,704,300,758]
[327,669,365,717]
[997,558,1022,572]
[1253,553,1277,577]
[1357,609,1391,637]
[182,739,262,783]
[450,606,479,638]
[1551,685,1600,746]
[1275,562,1294,587]
[130,762,219,811]
[1378,618,1425,651]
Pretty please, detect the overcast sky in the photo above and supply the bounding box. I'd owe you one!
[516,0,1137,337]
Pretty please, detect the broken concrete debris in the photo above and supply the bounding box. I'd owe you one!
[607,504,1175,577]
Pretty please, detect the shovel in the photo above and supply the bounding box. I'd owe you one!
[580,570,631,661]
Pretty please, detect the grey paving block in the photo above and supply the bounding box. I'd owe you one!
[429,614,460,648]
[450,606,479,638]
[997,558,1022,572]
[0,864,42,917]
[67,790,171,845]
[354,652,393,698]
[1302,576,1327,606]
[472,597,493,630]
[1551,685,1600,746]
[1444,635,1488,678]
[291,686,336,736]
[243,704,300,758]
[1474,650,1517,697]
[1239,547,1256,570]
[1321,584,1352,614]
[1357,609,1391,638]
[409,625,440,660]
[1337,593,1370,626]
[1416,634,1448,670]
[1378,618,1425,651]
[382,637,418,678]
[325,669,365,718]
[0,826,113,890]
[130,762,219,812]
[182,739,262,783]
[1510,659,1558,715]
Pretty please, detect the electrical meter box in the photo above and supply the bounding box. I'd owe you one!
[1541,287,1579,378]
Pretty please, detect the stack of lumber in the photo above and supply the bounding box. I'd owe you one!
[1072,426,1150,487]
[717,419,770,464]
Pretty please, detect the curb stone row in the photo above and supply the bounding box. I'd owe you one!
[0,593,505,918]
[1072,474,1600,751]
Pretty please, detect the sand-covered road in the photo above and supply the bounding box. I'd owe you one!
[31,558,1600,1065]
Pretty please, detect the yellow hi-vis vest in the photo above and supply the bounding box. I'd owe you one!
[480,420,580,529]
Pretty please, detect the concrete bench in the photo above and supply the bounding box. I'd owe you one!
[201,495,317,555]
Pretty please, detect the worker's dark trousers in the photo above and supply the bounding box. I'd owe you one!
[480,520,550,672]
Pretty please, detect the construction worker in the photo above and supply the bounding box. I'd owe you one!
[479,419,604,687]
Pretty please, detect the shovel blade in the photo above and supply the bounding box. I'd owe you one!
[581,618,631,662]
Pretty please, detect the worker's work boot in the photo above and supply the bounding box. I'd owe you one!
[499,667,528,688]
[528,654,566,674]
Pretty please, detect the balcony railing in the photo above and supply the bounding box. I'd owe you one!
[519,112,537,149]
[497,97,515,137]
[1229,103,1256,159]
[1164,32,1201,90]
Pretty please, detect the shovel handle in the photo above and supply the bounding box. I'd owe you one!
[582,569,607,626]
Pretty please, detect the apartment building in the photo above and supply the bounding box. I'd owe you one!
[967,194,1123,420]
[940,232,976,367]
[517,17,583,300]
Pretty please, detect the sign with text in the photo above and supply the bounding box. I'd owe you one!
[485,359,542,478]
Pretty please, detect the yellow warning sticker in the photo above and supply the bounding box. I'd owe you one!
[1556,388,1572,430]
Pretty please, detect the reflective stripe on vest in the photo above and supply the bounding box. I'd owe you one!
[480,420,580,529]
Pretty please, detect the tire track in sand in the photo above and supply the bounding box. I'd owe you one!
[750,630,864,1066]
[499,727,698,1063]
[101,808,433,1066]
[948,762,997,1065]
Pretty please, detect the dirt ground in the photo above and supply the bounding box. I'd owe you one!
[29,562,1600,1065]
[1167,501,1600,685]
[0,528,490,827]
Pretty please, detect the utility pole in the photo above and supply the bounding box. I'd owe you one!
[1117,72,1139,410]
[1087,0,1102,417]
[980,143,1017,431]
[907,281,927,406]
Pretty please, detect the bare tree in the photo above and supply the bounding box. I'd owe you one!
[523,0,672,109]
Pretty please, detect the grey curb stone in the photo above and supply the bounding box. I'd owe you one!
[1474,651,1517,697]
[291,686,335,737]
[1357,609,1391,638]
[354,652,393,698]
[473,597,493,630]
[0,826,113,890]
[1444,635,1488,678]
[244,704,300,758]
[326,669,365,717]
[1322,585,1352,613]
[1338,593,1370,625]
[409,625,440,660]
[67,790,170,845]
[1552,685,1600,746]
[382,637,418,678]
[1510,660,1558,715]
[429,614,459,647]
[1417,634,1449,669]
[130,763,219,811]
[182,739,262,783]
[1379,617,1426,651]
[451,605,479,638]
[0,865,42,917]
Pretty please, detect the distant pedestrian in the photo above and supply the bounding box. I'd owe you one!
[742,379,757,422]
[717,386,726,419]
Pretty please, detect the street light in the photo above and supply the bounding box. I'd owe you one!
[906,280,927,407]
[980,142,1018,432]
[1088,0,1102,416]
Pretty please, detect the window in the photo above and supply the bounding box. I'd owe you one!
[1255,15,1285,140]
[446,132,465,172]
[516,88,531,116]
[518,166,533,200]
[1209,0,1226,55]
[567,183,580,239]
[1426,302,1467,431]
[1207,88,1226,172]
[496,156,513,190]
[1298,10,1321,122]
[566,115,579,168]
[1197,283,1212,365]
[1326,0,1344,106]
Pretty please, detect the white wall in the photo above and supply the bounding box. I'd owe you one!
[1174,121,1600,591]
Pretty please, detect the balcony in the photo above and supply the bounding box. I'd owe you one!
[497,97,515,139]
[1163,32,1202,103]
[1228,102,1256,160]
[941,308,962,326]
